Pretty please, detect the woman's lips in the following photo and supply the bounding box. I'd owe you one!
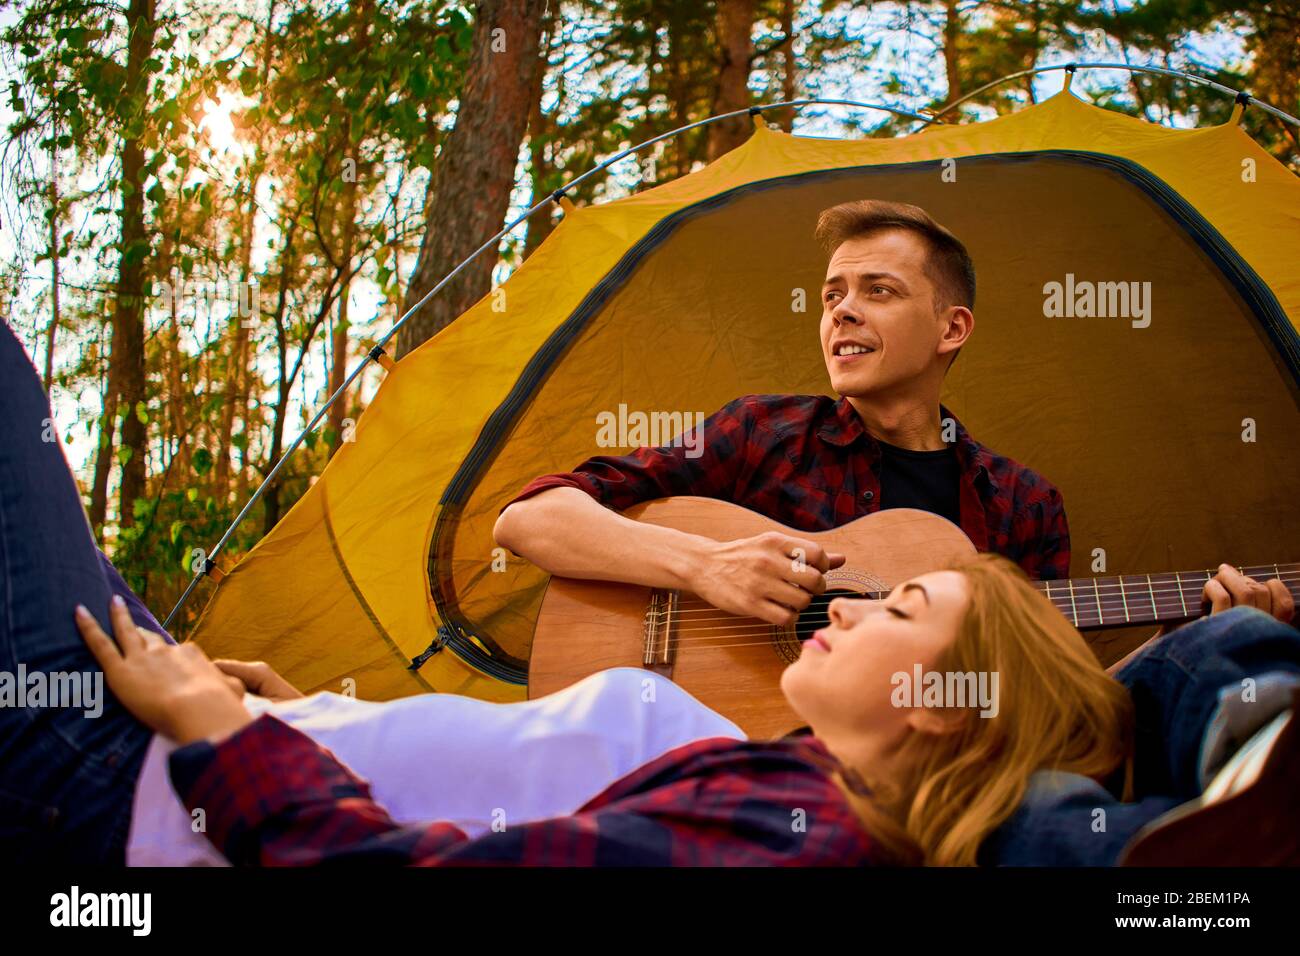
[803,629,831,652]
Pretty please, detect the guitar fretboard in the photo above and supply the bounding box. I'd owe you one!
[1031,563,1300,630]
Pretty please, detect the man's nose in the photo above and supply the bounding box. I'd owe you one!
[832,304,862,326]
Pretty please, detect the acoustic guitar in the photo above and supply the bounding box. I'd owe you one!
[528,496,1300,737]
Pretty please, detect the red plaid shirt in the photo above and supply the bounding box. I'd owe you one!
[168,714,877,866]
[504,394,1070,580]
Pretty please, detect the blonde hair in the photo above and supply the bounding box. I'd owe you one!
[834,553,1133,866]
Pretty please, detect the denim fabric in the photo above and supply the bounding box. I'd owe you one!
[983,606,1300,866]
[0,319,155,865]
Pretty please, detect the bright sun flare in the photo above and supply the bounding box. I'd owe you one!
[199,95,243,156]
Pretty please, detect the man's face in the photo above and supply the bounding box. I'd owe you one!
[819,229,951,398]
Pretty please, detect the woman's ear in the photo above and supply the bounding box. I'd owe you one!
[905,707,969,736]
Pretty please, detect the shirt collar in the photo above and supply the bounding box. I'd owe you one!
[819,396,994,489]
[817,396,869,447]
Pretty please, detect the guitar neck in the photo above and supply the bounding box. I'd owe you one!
[1031,563,1300,631]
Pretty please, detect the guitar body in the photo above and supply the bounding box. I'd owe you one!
[528,497,976,738]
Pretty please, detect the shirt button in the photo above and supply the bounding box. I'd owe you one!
[862,491,874,502]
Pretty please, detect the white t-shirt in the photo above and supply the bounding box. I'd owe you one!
[126,667,746,866]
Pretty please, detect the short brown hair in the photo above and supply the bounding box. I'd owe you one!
[813,199,976,311]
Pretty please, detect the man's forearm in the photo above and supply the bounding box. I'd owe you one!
[494,486,714,589]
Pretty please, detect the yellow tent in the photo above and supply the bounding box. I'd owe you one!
[190,88,1300,703]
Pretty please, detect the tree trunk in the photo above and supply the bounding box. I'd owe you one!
[153,223,180,477]
[162,273,190,477]
[396,0,548,358]
[113,0,157,531]
[668,5,691,178]
[214,198,257,500]
[706,0,756,161]
[261,220,299,536]
[779,0,797,132]
[630,8,662,191]
[87,338,118,536]
[523,6,557,260]
[44,131,61,391]
[326,185,357,457]
[327,0,373,455]
[942,0,963,103]
[215,1,277,500]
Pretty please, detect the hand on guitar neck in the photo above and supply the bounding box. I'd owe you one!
[1202,564,1295,623]
[494,486,847,626]
[1106,564,1297,676]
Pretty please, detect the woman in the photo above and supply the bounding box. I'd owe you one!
[60,548,1300,868]
[70,552,1129,867]
[2,318,1296,866]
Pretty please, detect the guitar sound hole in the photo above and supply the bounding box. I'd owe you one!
[798,588,861,632]
[774,588,863,664]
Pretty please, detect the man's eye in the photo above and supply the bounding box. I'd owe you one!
[871,285,891,296]
[888,607,909,620]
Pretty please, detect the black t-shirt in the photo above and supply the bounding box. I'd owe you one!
[877,439,961,525]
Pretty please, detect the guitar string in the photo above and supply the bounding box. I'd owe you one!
[657,592,1300,638]
[668,567,1300,607]
[648,574,1300,643]
[632,569,1300,656]
[667,570,1300,612]
[662,583,1300,630]
[664,570,1300,618]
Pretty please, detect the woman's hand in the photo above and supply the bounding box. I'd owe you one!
[76,595,253,745]
[213,659,304,702]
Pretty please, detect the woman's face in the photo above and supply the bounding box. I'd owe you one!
[780,570,971,749]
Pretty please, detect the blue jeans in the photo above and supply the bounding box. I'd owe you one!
[0,318,169,865]
[982,606,1300,865]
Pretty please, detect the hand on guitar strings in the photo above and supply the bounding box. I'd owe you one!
[687,531,847,627]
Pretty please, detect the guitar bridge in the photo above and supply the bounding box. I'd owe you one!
[642,588,679,677]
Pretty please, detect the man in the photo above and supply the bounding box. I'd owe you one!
[495,199,1069,623]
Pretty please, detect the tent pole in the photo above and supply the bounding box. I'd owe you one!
[927,61,1300,128]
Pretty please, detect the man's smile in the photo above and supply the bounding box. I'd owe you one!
[830,339,879,364]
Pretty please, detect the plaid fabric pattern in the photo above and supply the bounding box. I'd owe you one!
[503,394,1070,580]
[168,714,876,866]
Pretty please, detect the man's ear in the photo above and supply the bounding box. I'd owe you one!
[936,306,972,369]
[944,305,974,350]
